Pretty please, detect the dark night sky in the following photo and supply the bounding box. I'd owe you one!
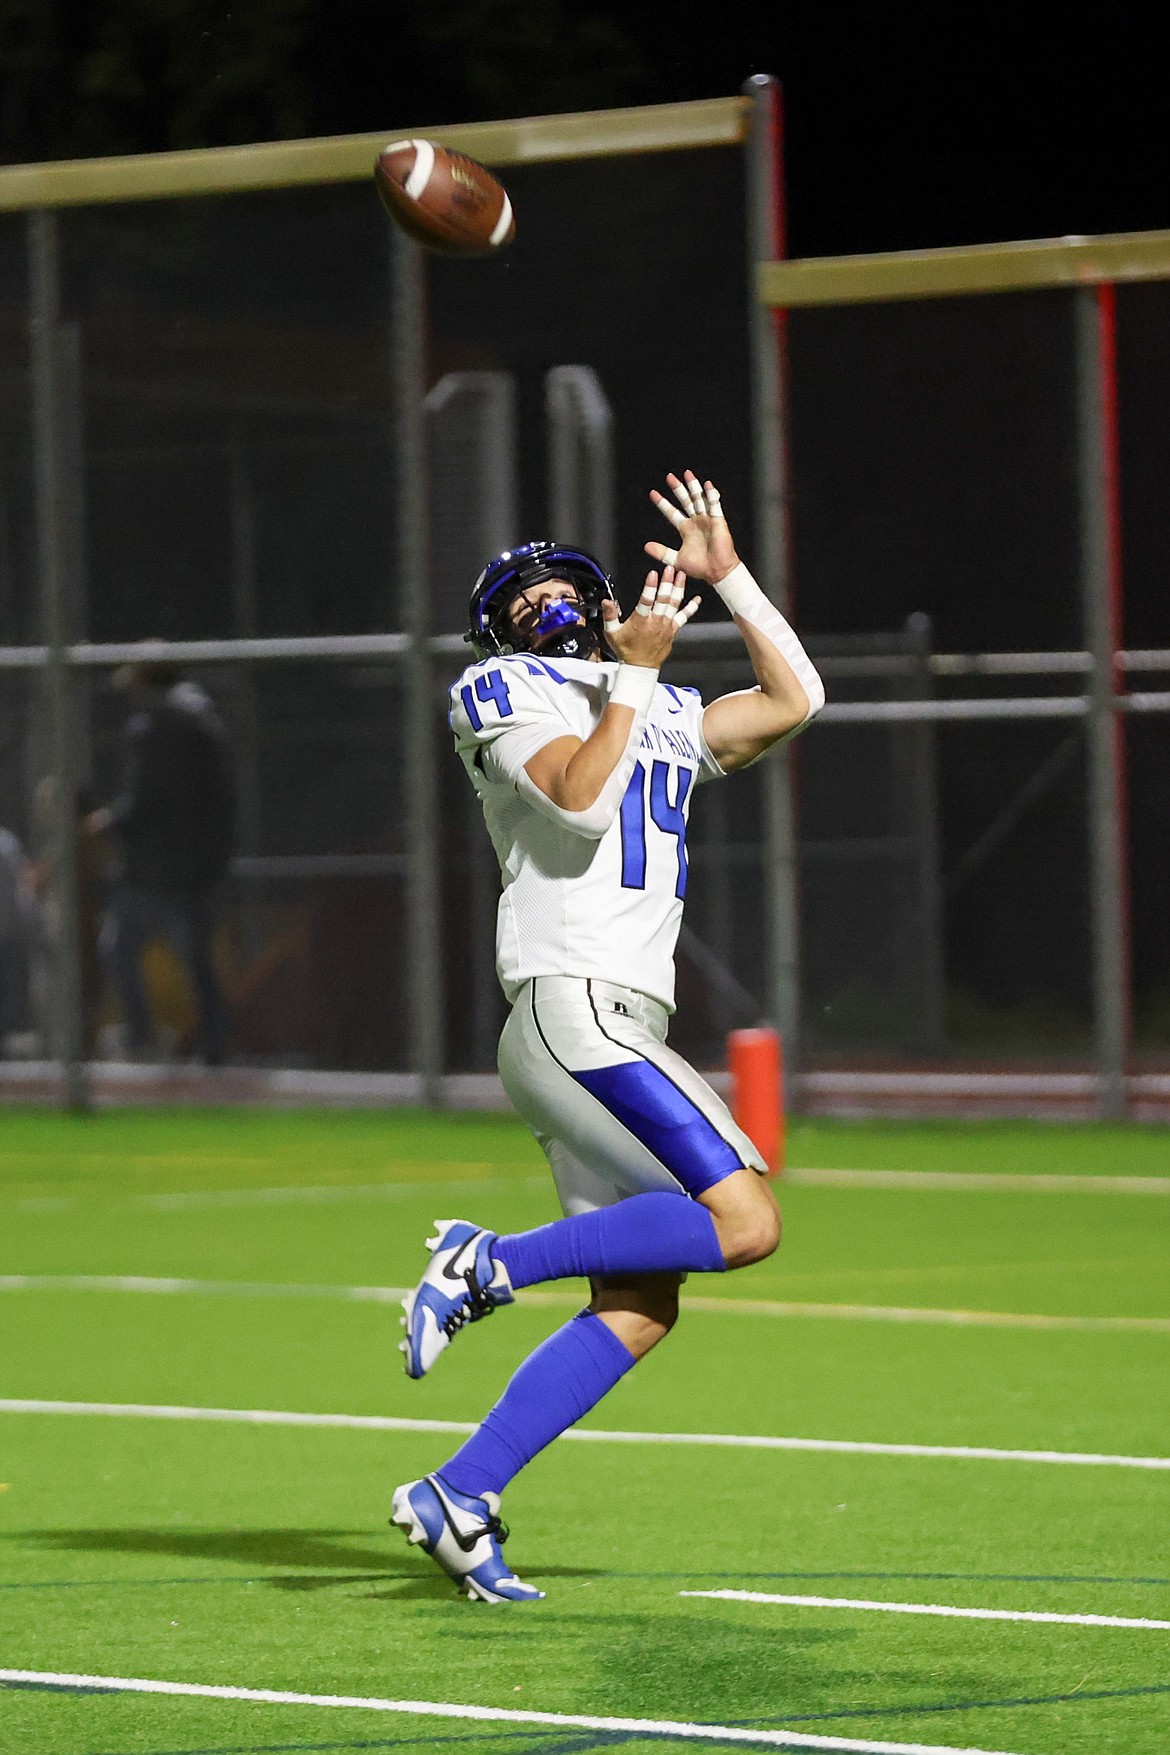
[599,16,1170,257]
[7,7,1170,256]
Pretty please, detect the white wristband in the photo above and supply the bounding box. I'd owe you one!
[712,562,826,731]
[712,561,767,616]
[608,663,659,713]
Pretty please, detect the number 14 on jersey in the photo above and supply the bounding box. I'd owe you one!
[620,759,692,900]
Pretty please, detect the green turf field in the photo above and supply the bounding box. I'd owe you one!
[1,1107,1168,1755]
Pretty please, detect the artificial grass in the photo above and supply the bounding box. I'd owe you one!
[2,1418,1168,1755]
[1,1108,1169,1754]
[1,1108,1169,1201]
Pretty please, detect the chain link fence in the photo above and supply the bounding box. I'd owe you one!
[1,94,1167,1118]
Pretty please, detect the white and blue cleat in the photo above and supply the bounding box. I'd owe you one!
[390,1474,544,1603]
[399,1219,514,1380]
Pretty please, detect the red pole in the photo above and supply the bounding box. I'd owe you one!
[728,1026,785,1175]
[744,74,804,1066]
[1095,281,1132,1047]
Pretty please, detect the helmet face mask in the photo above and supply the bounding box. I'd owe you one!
[466,541,618,661]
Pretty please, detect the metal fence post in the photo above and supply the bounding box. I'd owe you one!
[390,226,444,1102]
[28,209,88,1110]
[546,365,615,566]
[1074,281,1130,1120]
[743,73,802,1069]
[423,369,518,1073]
[904,612,947,1053]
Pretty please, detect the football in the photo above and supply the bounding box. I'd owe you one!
[374,139,516,257]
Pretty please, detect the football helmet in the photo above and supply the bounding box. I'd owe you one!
[465,540,618,660]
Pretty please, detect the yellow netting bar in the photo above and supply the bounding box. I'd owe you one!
[757,227,1170,308]
[0,97,748,212]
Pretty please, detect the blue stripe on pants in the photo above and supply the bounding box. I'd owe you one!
[573,1058,743,1196]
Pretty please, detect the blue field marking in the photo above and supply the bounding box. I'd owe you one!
[6,1566,1168,1592]
[0,1576,235,1590]
[0,1677,116,1695]
[0,1572,407,1593]
[14,1726,531,1753]
[83,1737,646,1755]
[8,1683,1170,1745]
[752,1678,1170,1727]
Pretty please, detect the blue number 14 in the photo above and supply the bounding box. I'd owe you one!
[461,668,514,732]
[620,759,692,899]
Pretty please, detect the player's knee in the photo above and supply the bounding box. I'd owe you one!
[718,1195,782,1268]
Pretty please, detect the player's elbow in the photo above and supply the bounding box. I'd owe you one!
[776,669,824,736]
[546,790,616,839]
[563,813,612,841]
[758,671,824,751]
[547,782,617,835]
[535,789,616,839]
[716,684,822,770]
[801,668,826,722]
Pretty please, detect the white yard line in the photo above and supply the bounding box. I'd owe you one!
[3,1274,1168,1334]
[680,1590,1170,1631]
[0,1399,476,1437]
[0,1668,1033,1754]
[0,1274,414,1303]
[6,1170,1165,1211]
[2,1399,1167,1470]
[4,1174,546,1213]
[785,1168,1170,1196]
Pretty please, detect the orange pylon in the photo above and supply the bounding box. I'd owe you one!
[727,1027,784,1175]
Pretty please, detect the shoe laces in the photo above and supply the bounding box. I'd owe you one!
[454,1509,509,1554]
[439,1264,498,1340]
[437,1489,510,1554]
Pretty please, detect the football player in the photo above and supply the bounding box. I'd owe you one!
[391,472,824,1601]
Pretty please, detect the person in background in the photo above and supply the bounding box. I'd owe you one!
[88,650,237,1066]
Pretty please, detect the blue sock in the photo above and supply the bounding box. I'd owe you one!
[493,1190,725,1290]
[439,1310,636,1499]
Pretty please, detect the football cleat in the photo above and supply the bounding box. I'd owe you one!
[399,1219,514,1379]
[390,1473,544,1603]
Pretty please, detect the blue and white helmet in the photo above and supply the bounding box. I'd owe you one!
[465,540,618,660]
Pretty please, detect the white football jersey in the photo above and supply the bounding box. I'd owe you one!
[450,653,723,1011]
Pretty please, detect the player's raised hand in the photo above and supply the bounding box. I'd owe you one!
[644,470,740,584]
[603,563,700,667]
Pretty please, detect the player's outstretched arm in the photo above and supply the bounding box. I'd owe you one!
[645,471,824,773]
[521,565,699,827]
